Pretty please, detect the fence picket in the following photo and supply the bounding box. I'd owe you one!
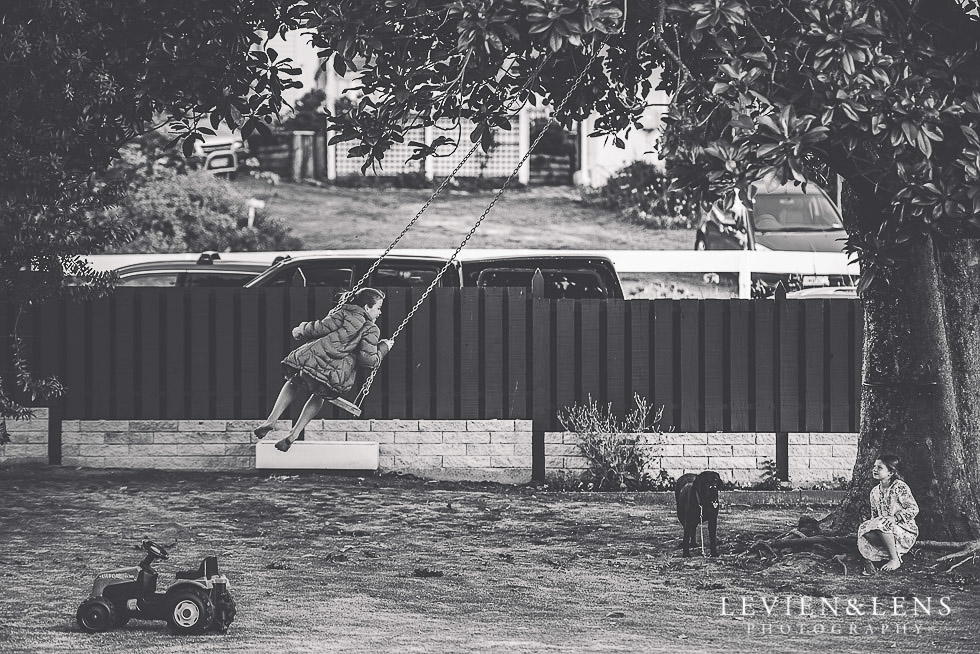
[484,288,505,418]
[804,300,826,431]
[605,300,627,417]
[728,300,750,431]
[580,299,601,407]
[778,299,801,432]
[505,288,528,418]
[753,301,775,431]
[555,300,576,420]
[435,289,458,419]
[703,301,724,432]
[653,300,675,427]
[459,290,480,419]
[679,300,700,431]
[628,301,651,416]
[410,287,432,418]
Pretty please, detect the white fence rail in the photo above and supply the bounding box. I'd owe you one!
[82,249,859,299]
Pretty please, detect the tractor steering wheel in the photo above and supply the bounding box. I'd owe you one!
[141,540,169,560]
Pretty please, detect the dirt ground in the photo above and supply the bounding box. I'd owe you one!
[1,466,978,654]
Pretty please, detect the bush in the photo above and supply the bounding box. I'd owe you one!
[103,170,301,253]
[556,394,672,492]
[582,160,701,229]
[752,459,784,490]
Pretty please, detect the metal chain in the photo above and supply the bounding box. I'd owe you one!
[327,55,553,318]
[356,40,606,404]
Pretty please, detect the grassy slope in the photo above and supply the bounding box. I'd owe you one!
[236,179,695,251]
[2,467,977,654]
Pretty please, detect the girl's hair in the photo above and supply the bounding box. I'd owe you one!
[876,453,903,480]
[351,287,385,308]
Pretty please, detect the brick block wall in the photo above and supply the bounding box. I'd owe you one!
[546,432,858,486]
[303,419,533,484]
[24,416,532,483]
[0,409,49,465]
[3,412,851,487]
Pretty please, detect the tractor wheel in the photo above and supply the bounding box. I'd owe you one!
[210,589,237,633]
[76,598,118,633]
[166,588,215,635]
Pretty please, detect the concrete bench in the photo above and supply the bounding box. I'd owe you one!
[255,441,379,470]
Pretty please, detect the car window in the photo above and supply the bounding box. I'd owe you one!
[752,193,842,231]
[265,264,354,288]
[185,272,257,287]
[117,272,181,287]
[369,265,441,288]
[476,268,609,299]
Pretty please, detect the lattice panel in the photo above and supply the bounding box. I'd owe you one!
[333,138,424,177]
[428,118,523,179]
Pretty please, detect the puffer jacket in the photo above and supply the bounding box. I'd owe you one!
[281,303,390,394]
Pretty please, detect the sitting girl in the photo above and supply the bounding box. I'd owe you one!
[858,454,919,575]
[252,288,392,452]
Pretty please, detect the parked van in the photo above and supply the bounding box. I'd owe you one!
[694,180,856,295]
[694,180,846,252]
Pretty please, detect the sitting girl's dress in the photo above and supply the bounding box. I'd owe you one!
[281,302,389,399]
[857,479,919,562]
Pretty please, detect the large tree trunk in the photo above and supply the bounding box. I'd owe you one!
[829,188,980,539]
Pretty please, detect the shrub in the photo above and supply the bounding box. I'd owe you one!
[582,160,700,229]
[753,459,783,490]
[556,394,671,491]
[103,170,301,253]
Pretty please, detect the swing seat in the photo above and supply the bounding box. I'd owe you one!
[327,396,362,417]
[255,440,379,469]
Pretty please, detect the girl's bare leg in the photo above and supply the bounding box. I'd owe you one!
[276,395,326,451]
[879,532,902,571]
[861,531,882,575]
[255,379,302,439]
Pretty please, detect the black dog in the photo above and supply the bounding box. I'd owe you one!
[674,471,722,557]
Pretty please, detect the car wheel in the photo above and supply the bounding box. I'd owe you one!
[210,588,237,633]
[167,588,215,635]
[76,597,118,633]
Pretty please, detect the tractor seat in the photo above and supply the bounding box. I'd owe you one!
[175,555,219,580]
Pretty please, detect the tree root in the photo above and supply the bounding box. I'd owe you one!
[741,526,980,574]
[927,539,980,555]
[929,539,980,572]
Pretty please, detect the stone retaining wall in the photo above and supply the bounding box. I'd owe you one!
[546,432,857,485]
[10,415,532,484]
[2,411,855,487]
[0,409,49,465]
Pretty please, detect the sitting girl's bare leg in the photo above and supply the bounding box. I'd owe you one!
[255,379,302,439]
[878,531,902,571]
[861,530,882,575]
[276,395,326,451]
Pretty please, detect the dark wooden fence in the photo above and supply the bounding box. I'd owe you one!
[3,288,863,432]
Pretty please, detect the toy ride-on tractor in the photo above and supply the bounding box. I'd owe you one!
[76,539,236,635]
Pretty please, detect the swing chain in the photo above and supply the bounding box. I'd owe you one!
[355,39,607,405]
[327,55,553,317]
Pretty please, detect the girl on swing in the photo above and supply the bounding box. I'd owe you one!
[253,288,393,452]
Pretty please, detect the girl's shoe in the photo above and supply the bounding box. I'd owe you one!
[275,437,294,452]
[253,424,274,440]
[861,561,877,577]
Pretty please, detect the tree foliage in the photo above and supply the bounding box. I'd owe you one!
[1,0,305,419]
[309,1,980,290]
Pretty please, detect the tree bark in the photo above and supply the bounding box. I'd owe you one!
[830,185,980,539]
